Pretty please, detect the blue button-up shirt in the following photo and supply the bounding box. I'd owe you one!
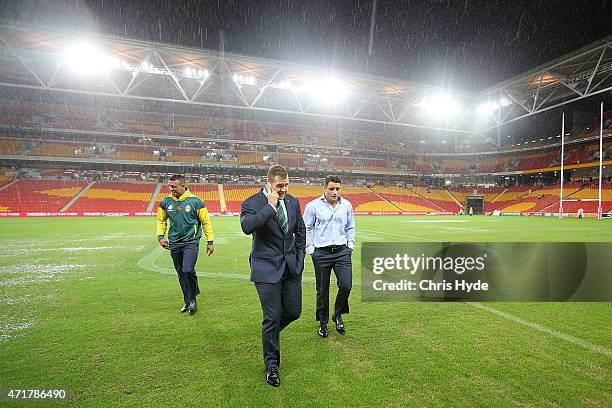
[303,195,355,254]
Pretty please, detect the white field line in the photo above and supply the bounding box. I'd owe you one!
[467,302,612,358]
[405,220,466,223]
[136,245,317,283]
[359,229,434,242]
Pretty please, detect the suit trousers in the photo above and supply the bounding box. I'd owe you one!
[312,245,352,324]
[170,242,200,304]
[254,267,302,369]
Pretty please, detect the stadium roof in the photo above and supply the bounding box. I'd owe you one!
[0,24,610,139]
[477,35,612,133]
[0,24,475,134]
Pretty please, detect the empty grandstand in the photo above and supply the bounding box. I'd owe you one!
[0,26,610,217]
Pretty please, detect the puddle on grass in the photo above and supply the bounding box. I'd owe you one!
[0,263,85,341]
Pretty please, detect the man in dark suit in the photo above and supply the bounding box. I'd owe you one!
[240,165,306,387]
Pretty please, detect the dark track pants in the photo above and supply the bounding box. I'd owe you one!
[170,242,200,304]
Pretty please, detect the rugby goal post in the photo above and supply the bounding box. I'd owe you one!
[559,102,605,219]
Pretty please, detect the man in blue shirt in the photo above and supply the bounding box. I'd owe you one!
[303,175,355,337]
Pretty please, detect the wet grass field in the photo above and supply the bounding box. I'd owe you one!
[0,216,610,407]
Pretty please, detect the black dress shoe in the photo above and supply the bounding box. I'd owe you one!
[188,299,197,315]
[318,322,329,338]
[333,315,345,335]
[266,368,280,387]
[180,304,189,313]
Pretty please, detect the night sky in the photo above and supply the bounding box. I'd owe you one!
[2,0,611,91]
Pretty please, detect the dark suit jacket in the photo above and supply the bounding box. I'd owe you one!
[240,190,306,283]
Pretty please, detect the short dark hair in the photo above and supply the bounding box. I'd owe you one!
[325,175,342,186]
[267,165,288,181]
[169,174,186,184]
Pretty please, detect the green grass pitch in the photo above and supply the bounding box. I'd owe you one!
[0,216,610,407]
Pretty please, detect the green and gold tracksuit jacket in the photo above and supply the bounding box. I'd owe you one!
[156,190,215,245]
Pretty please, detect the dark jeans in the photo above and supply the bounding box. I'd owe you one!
[254,268,302,369]
[312,245,352,324]
[170,242,200,304]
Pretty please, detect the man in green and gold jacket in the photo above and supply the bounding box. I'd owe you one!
[157,174,215,315]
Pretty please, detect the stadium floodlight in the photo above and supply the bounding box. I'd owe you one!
[301,77,348,103]
[233,74,256,86]
[140,61,153,72]
[476,97,511,115]
[416,94,461,117]
[183,68,209,80]
[63,42,114,75]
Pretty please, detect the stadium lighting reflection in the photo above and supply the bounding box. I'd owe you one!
[233,74,256,86]
[302,78,348,104]
[416,94,460,117]
[185,67,210,80]
[63,42,113,75]
[476,97,510,114]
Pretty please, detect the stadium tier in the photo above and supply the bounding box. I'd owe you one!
[2,121,611,177]
[489,195,559,213]
[29,142,89,158]
[477,187,506,204]
[288,185,401,212]
[563,184,612,213]
[226,183,612,215]
[3,134,610,176]
[1,136,398,172]
[0,179,87,212]
[69,182,157,212]
[224,185,408,213]
[223,185,263,213]
[484,182,612,213]
[1,97,611,216]
[371,187,442,212]
[3,99,611,171]
[411,187,461,212]
[235,152,263,165]
[1,177,610,215]
[0,138,25,156]
[0,100,399,152]
[484,186,532,210]
[0,175,12,188]
[153,183,221,213]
